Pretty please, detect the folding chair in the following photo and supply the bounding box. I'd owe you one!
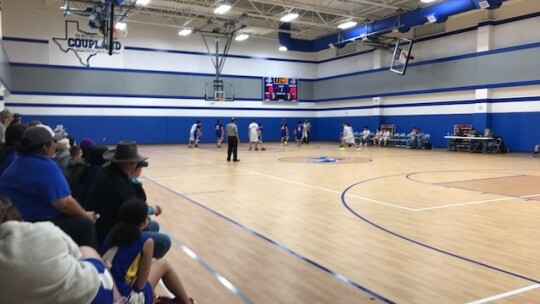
[490,138,503,153]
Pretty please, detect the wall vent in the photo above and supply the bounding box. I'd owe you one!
[479,1,491,9]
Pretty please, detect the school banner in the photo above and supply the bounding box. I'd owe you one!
[49,20,124,68]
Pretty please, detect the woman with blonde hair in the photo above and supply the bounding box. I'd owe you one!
[54,137,71,171]
[0,109,14,144]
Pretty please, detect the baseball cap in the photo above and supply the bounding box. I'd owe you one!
[21,125,64,147]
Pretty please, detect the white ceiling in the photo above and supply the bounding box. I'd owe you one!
[47,0,433,40]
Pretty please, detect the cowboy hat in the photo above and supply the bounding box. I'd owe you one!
[103,140,148,163]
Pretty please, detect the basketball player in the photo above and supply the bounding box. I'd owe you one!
[215,119,224,148]
[188,120,201,148]
[294,121,304,146]
[280,119,289,146]
[257,123,266,151]
[340,122,361,151]
[248,119,259,151]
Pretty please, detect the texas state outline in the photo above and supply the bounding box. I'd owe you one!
[52,20,100,67]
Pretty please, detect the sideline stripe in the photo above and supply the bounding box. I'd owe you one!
[405,171,540,210]
[341,180,540,285]
[413,197,515,211]
[230,168,414,211]
[157,150,413,211]
[413,193,540,211]
[150,173,252,181]
[465,284,540,304]
[145,177,396,304]
[159,226,254,304]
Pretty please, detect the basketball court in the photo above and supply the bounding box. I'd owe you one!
[137,143,540,303]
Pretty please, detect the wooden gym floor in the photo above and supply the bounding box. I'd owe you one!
[138,142,540,304]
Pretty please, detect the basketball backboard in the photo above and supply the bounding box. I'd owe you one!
[205,80,234,102]
[390,38,413,75]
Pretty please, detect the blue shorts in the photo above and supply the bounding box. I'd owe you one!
[128,282,153,304]
[142,282,154,304]
[85,258,114,304]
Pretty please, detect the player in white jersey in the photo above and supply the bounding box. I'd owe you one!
[188,120,201,148]
[248,119,260,151]
[339,122,361,151]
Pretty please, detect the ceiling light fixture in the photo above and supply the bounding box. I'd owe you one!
[278,46,287,51]
[280,13,299,22]
[235,34,249,41]
[114,22,127,30]
[214,4,231,15]
[338,21,357,30]
[421,0,437,3]
[114,22,128,38]
[178,29,193,36]
[136,0,151,5]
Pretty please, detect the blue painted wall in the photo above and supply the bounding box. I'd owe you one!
[22,111,540,152]
[23,115,313,145]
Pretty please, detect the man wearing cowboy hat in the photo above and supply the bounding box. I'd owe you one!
[87,140,171,258]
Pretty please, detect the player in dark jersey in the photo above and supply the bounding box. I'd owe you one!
[294,121,304,146]
[280,119,289,146]
[215,119,224,148]
[257,124,267,151]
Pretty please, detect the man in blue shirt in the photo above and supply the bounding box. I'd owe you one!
[0,124,98,248]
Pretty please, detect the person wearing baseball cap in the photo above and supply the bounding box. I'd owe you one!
[0,124,98,249]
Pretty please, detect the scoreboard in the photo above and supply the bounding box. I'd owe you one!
[263,77,298,102]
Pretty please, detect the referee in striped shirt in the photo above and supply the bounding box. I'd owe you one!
[226,117,240,162]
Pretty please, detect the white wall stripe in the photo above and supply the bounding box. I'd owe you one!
[6,85,540,118]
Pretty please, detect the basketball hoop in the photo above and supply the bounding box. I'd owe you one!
[215,90,225,102]
[205,82,234,102]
